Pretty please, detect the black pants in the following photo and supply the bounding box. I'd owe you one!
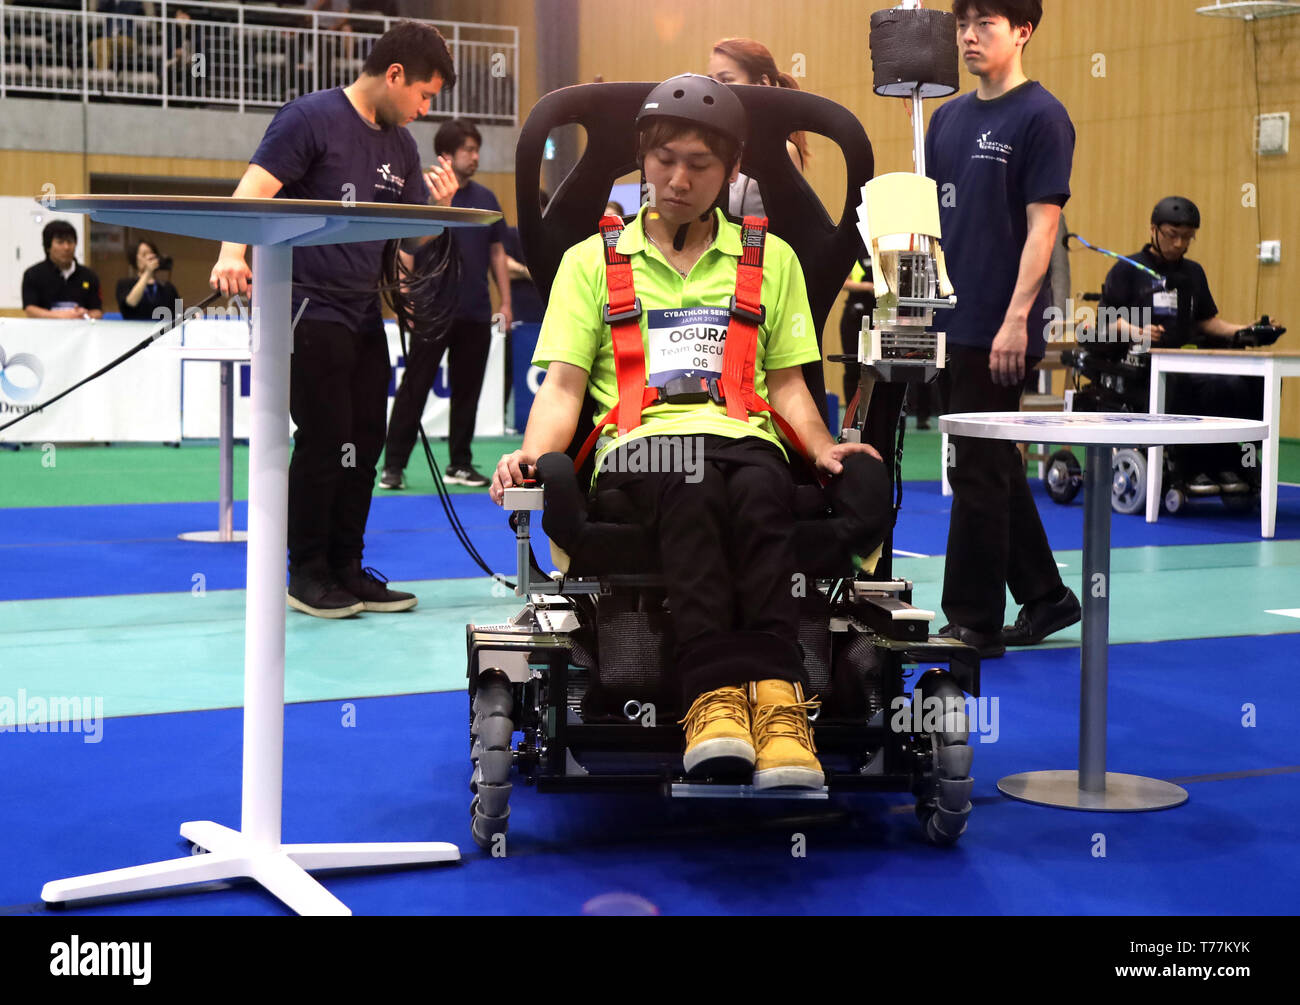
[595,435,807,706]
[940,345,1064,632]
[1167,373,1265,476]
[287,317,390,569]
[384,318,491,471]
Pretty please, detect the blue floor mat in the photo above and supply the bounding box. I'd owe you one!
[891,479,1300,556]
[2,481,1297,601]
[0,495,527,601]
[4,634,1295,916]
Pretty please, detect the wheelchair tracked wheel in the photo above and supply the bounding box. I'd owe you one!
[911,669,974,846]
[1163,486,1187,514]
[469,671,515,851]
[1044,449,1082,505]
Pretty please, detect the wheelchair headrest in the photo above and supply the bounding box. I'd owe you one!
[515,81,874,340]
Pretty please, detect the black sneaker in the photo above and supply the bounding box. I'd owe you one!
[334,559,417,612]
[445,464,489,488]
[937,623,1005,659]
[1187,473,1220,497]
[287,563,364,619]
[379,467,405,490]
[1002,587,1081,647]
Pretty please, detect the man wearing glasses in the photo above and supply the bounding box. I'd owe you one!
[1099,196,1275,495]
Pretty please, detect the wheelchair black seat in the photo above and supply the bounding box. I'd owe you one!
[533,449,890,580]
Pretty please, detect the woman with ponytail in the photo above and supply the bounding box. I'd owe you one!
[707,37,809,218]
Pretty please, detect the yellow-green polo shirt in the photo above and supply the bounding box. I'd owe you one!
[533,204,820,475]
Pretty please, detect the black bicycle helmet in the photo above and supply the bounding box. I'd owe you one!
[1151,196,1200,229]
[636,73,748,153]
[636,74,749,243]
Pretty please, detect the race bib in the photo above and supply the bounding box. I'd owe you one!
[1152,289,1178,322]
[646,306,730,386]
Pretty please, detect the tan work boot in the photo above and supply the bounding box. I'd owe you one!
[679,685,755,777]
[749,679,824,790]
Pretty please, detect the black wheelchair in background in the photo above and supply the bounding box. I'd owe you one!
[464,82,980,852]
[1044,309,1283,515]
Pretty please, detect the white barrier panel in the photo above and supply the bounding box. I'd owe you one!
[179,320,506,440]
[0,319,181,442]
[0,318,505,443]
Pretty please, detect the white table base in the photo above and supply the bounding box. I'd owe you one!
[41,821,459,916]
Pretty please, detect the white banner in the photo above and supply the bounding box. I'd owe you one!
[0,318,505,444]
[0,319,180,442]
[180,320,506,440]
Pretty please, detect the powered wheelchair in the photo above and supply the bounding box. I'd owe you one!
[1044,308,1283,515]
[464,81,980,852]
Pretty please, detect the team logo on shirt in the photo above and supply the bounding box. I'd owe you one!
[375,162,405,196]
[976,131,1014,156]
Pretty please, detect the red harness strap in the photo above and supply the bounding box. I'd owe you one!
[718,217,813,467]
[573,214,656,472]
[573,213,812,473]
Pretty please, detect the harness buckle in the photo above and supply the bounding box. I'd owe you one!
[658,374,712,404]
[602,297,643,325]
[727,295,765,326]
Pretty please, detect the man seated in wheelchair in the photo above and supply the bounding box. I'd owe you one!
[1095,196,1283,495]
[488,74,889,790]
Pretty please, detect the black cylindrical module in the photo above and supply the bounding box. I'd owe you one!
[869,8,960,98]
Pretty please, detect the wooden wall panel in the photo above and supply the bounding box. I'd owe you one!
[574,0,1300,436]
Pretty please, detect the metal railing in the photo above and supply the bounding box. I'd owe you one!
[0,0,518,123]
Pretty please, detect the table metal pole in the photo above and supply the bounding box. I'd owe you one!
[219,359,234,542]
[1080,444,1111,791]
[178,356,248,543]
[242,243,291,850]
[997,432,1188,811]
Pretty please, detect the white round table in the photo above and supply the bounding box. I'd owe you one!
[939,411,1269,811]
[38,195,499,916]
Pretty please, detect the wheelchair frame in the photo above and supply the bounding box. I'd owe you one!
[463,79,980,852]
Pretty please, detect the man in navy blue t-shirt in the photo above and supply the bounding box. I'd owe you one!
[381,118,509,490]
[209,21,460,619]
[926,0,1080,657]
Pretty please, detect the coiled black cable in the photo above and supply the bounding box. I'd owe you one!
[380,235,515,590]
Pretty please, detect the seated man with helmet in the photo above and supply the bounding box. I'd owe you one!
[1095,195,1284,497]
[488,74,891,790]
